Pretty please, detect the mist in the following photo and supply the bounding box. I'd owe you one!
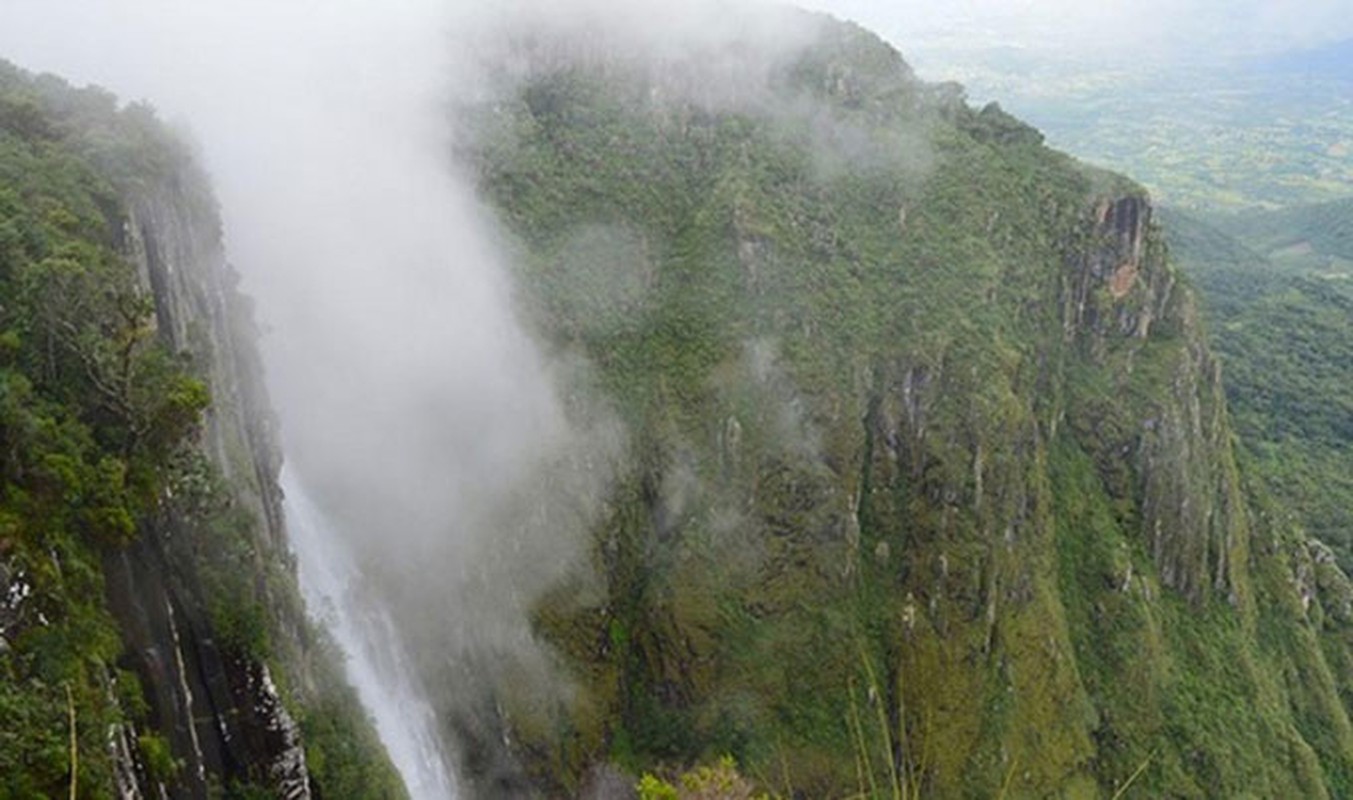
[0,0,873,790]
[0,0,593,790]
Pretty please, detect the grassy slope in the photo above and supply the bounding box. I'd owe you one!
[465,17,1353,797]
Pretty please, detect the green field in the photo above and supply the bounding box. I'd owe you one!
[922,42,1353,211]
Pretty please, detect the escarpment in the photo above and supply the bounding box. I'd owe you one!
[101,167,310,797]
[456,12,1353,797]
[1059,191,1243,605]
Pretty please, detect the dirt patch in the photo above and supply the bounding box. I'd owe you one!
[1110,261,1138,299]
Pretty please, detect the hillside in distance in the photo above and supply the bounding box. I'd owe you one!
[410,11,1353,796]
[1211,196,1353,273]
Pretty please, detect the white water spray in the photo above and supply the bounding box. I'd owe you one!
[283,468,458,800]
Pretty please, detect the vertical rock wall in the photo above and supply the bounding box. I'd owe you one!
[102,165,310,799]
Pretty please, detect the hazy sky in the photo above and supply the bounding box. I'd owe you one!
[4,2,1350,104]
[798,0,1353,68]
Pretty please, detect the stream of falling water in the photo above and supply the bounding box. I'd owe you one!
[281,467,457,800]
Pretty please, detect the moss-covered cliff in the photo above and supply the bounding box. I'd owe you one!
[0,61,402,798]
[456,14,1353,797]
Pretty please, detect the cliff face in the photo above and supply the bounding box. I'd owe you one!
[102,173,309,798]
[0,62,402,798]
[458,13,1353,797]
[1060,193,1243,606]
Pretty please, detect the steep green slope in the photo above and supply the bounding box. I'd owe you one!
[0,61,402,797]
[1165,206,1353,572]
[456,16,1353,797]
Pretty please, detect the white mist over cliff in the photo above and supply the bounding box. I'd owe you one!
[0,1,576,794]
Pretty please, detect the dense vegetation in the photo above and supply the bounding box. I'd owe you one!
[0,61,208,794]
[1166,202,1353,571]
[454,14,1353,797]
[0,61,402,797]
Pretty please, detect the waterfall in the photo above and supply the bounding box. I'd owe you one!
[282,468,457,800]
